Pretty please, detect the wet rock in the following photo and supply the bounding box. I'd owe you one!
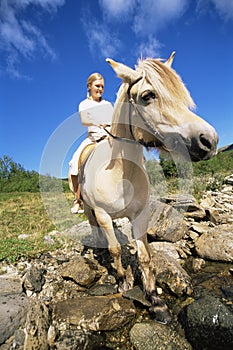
[195,224,233,261]
[130,321,192,350]
[88,283,118,296]
[151,252,193,296]
[24,300,50,350]
[54,329,105,350]
[22,265,46,292]
[123,286,151,307]
[53,295,136,331]
[0,277,29,345]
[148,201,188,242]
[60,256,102,287]
[179,296,233,350]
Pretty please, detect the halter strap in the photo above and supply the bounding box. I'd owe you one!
[104,77,166,148]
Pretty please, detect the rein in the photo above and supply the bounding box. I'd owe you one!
[104,77,167,149]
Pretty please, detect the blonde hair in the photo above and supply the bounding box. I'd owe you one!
[87,72,104,97]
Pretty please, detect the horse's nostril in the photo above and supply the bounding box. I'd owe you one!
[200,134,212,150]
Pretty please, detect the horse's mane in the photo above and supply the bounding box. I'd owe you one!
[111,58,196,137]
[136,58,196,112]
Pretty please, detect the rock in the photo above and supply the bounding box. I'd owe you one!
[60,256,102,287]
[179,296,233,350]
[205,208,221,224]
[148,201,188,242]
[0,277,29,345]
[88,283,118,296]
[22,265,46,292]
[150,241,180,260]
[24,300,50,350]
[54,329,105,350]
[189,222,211,235]
[151,252,193,296]
[225,174,233,185]
[123,286,151,307]
[130,321,192,350]
[195,224,233,261]
[160,194,206,220]
[53,295,136,331]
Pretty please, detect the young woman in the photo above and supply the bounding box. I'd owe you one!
[69,73,113,214]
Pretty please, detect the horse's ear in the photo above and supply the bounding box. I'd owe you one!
[106,58,140,83]
[164,51,176,67]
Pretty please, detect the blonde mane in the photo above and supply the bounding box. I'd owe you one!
[111,58,196,137]
[136,58,196,113]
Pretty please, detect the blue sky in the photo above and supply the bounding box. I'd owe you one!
[1,0,233,178]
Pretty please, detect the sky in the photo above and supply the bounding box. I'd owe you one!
[1,0,233,178]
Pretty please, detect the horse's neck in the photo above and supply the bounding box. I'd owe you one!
[110,138,144,176]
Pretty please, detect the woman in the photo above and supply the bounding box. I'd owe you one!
[69,72,113,214]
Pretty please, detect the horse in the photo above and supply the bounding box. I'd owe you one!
[69,52,218,324]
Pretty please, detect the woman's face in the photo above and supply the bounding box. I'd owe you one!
[89,79,104,101]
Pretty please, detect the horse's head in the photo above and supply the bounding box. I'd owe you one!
[106,53,218,161]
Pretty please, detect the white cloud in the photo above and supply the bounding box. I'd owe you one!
[81,15,121,59]
[0,0,65,78]
[137,36,162,59]
[196,0,233,20]
[98,0,136,21]
[133,0,188,35]
[210,0,233,20]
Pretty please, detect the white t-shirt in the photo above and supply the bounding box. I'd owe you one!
[78,98,113,136]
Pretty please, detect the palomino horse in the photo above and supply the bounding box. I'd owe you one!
[70,53,218,323]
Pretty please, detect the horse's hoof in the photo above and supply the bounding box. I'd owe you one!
[149,305,172,325]
[118,279,131,293]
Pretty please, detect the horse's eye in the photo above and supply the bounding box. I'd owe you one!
[141,91,156,102]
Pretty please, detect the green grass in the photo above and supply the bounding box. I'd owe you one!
[0,192,82,263]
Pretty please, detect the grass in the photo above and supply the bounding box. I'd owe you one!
[0,192,83,263]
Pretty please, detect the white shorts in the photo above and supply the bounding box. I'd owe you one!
[69,138,94,176]
[69,130,109,176]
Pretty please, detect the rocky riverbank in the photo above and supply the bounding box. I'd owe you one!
[1,174,233,349]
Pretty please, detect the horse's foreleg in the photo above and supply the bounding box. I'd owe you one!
[136,235,172,324]
[94,208,125,282]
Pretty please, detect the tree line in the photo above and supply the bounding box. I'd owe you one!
[0,155,68,193]
[0,150,232,193]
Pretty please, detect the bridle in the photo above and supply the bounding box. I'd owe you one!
[104,77,166,148]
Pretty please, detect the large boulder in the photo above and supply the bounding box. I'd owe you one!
[130,321,192,350]
[179,296,233,350]
[148,201,188,242]
[0,276,29,345]
[53,295,136,331]
[195,224,233,262]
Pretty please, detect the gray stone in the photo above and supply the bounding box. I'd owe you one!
[225,174,233,185]
[54,330,105,350]
[123,286,151,307]
[53,295,136,331]
[0,276,23,295]
[0,277,29,345]
[150,241,180,260]
[24,300,50,350]
[195,224,233,261]
[130,321,192,350]
[160,194,206,219]
[148,201,188,242]
[179,296,233,350]
[23,265,46,292]
[88,283,118,296]
[152,252,193,296]
[60,256,102,287]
